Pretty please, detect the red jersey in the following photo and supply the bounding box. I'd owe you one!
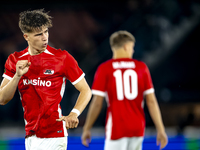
[3,45,85,138]
[92,58,154,140]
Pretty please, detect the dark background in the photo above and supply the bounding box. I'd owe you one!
[0,0,200,133]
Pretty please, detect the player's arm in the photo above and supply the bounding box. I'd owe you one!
[145,92,168,149]
[0,60,30,105]
[72,77,92,115]
[81,95,104,147]
[57,77,92,129]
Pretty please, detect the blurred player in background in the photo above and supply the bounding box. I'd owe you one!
[81,31,168,150]
[0,9,92,150]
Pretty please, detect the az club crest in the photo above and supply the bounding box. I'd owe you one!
[44,69,54,75]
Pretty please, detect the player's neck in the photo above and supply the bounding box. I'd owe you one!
[28,47,45,56]
[112,49,132,59]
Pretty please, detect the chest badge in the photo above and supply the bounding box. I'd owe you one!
[44,69,54,75]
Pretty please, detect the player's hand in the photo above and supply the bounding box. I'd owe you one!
[157,131,168,149]
[16,60,31,77]
[56,112,79,129]
[81,129,91,147]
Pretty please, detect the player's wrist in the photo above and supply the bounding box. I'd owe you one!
[156,126,165,133]
[71,108,80,117]
[14,73,22,79]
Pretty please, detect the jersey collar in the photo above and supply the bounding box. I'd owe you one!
[18,48,54,58]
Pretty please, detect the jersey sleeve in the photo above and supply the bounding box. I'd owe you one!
[143,63,154,95]
[91,64,107,97]
[63,51,85,85]
[2,54,16,80]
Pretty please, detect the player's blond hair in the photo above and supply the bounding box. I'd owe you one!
[109,31,135,49]
[19,9,52,33]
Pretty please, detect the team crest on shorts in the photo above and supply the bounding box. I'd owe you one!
[44,69,54,75]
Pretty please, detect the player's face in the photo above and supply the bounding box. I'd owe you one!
[24,27,49,54]
[126,42,135,58]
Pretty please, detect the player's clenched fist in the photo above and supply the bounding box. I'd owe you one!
[16,60,31,77]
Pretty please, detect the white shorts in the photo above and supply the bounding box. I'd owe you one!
[104,136,143,150]
[25,135,67,150]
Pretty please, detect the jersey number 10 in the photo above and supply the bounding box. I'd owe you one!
[113,69,138,100]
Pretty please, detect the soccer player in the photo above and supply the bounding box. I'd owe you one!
[0,9,92,150]
[81,31,168,150]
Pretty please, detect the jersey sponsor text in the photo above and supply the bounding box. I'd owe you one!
[23,77,52,87]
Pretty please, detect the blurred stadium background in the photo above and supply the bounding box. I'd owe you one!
[0,0,200,149]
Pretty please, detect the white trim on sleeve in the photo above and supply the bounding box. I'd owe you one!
[92,90,106,97]
[143,88,155,95]
[71,73,85,85]
[2,74,13,80]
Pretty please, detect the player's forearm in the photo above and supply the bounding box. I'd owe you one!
[83,96,104,131]
[148,101,165,132]
[146,94,165,132]
[71,86,92,116]
[0,74,21,105]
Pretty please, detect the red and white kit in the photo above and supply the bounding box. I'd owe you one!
[3,45,85,138]
[92,58,154,140]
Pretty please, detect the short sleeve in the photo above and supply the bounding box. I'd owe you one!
[91,64,107,97]
[3,54,16,80]
[143,63,154,95]
[63,51,85,85]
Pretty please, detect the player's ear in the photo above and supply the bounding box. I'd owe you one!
[23,33,29,41]
[123,43,128,51]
